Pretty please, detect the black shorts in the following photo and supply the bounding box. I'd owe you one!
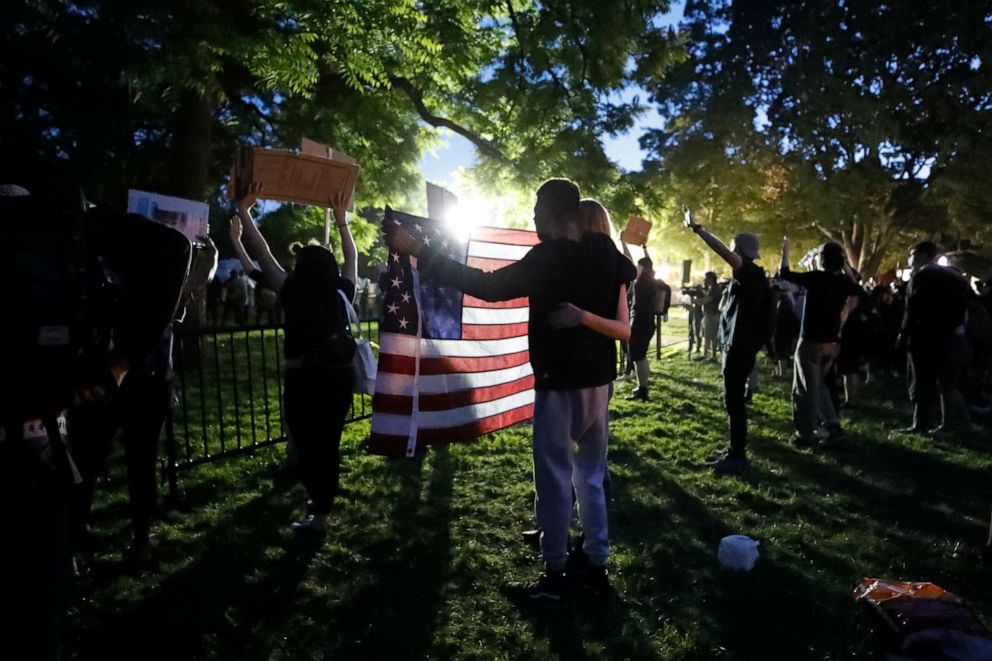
[629,322,655,361]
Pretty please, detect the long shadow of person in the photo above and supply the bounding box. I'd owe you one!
[69,475,323,661]
[318,447,456,660]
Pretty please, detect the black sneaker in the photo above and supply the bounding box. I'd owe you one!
[711,456,750,477]
[706,446,732,462]
[626,387,648,401]
[521,528,542,551]
[792,433,817,448]
[507,571,568,601]
[821,427,846,447]
[565,543,590,574]
[583,565,611,596]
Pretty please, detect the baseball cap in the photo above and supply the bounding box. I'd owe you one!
[732,233,760,260]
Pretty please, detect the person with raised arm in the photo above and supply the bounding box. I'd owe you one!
[777,237,863,447]
[229,184,358,533]
[683,206,770,476]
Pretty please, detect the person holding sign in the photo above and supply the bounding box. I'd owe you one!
[229,184,358,533]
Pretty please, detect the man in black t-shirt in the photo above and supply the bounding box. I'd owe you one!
[683,208,770,475]
[700,271,722,360]
[385,179,635,600]
[778,239,862,445]
[899,241,972,434]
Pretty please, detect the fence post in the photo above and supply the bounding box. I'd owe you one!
[655,314,662,360]
[164,408,179,505]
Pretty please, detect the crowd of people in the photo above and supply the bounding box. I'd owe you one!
[5,156,992,658]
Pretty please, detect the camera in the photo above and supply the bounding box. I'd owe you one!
[682,285,706,299]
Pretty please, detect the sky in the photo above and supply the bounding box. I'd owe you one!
[416,2,685,193]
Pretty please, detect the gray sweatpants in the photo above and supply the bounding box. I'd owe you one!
[533,386,611,571]
[792,339,841,438]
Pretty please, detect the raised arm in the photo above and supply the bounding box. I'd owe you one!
[548,284,631,342]
[236,184,288,291]
[682,206,743,271]
[228,215,255,274]
[383,218,530,301]
[620,237,633,263]
[332,190,358,286]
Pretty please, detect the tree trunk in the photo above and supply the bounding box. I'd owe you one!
[167,89,214,201]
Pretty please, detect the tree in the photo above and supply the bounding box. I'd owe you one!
[2,0,683,225]
[639,0,992,277]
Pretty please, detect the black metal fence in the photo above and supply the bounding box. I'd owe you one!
[161,312,675,500]
[162,319,378,500]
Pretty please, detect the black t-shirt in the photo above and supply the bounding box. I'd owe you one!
[903,264,969,345]
[418,233,636,390]
[280,275,355,362]
[780,267,862,342]
[632,276,658,328]
[720,260,770,351]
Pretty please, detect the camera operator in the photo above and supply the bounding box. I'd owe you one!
[682,283,706,356]
[0,156,191,660]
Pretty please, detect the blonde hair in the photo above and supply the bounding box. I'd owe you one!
[579,198,612,237]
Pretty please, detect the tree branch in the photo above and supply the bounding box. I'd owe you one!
[390,77,514,166]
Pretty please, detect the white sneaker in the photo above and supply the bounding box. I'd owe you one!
[290,514,328,533]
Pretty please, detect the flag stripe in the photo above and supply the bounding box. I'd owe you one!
[373,375,535,414]
[368,403,535,455]
[371,389,534,434]
[462,322,529,340]
[377,350,531,376]
[462,307,529,324]
[378,332,528,358]
[466,257,516,272]
[468,241,532,261]
[374,362,533,396]
[471,227,541,246]
[462,295,528,309]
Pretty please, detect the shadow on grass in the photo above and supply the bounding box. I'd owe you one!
[606,446,875,660]
[70,475,315,661]
[315,448,455,660]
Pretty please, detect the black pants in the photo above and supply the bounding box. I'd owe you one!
[722,345,758,459]
[908,341,970,430]
[0,426,71,661]
[119,372,171,541]
[69,373,170,547]
[284,366,354,513]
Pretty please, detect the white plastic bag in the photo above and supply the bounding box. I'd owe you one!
[718,535,760,571]
[339,291,377,394]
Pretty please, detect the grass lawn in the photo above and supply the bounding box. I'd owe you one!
[70,316,992,660]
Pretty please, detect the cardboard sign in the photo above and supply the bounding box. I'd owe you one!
[301,137,358,165]
[127,189,209,244]
[621,215,652,246]
[230,145,359,210]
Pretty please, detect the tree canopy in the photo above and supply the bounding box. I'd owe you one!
[3,0,988,274]
[639,0,992,276]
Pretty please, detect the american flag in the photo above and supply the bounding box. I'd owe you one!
[370,208,540,457]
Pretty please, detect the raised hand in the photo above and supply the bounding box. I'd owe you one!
[381,218,422,257]
[681,204,699,231]
[228,214,243,243]
[239,182,264,216]
[331,190,350,227]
